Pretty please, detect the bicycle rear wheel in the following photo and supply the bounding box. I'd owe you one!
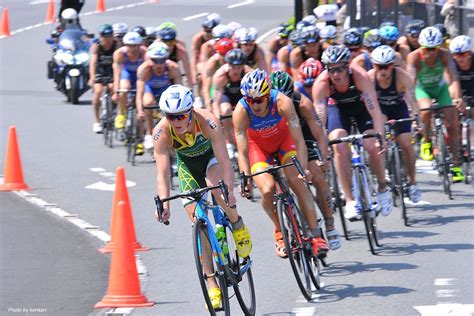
[462,127,472,184]
[329,159,349,240]
[193,219,230,315]
[225,225,256,316]
[358,170,378,255]
[276,199,313,301]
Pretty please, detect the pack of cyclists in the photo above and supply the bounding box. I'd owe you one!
[75,9,474,311]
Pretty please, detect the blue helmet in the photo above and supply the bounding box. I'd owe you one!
[159,27,177,41]
[379,25,400,43]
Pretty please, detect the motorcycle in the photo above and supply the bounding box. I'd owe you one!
[46,27,94,104]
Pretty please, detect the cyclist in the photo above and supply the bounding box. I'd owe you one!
[398,19,425,54]
[320,25,339,51]
[156,22,188,49]
[202,38,234,110]
[312,45,393,221]
[276,29,302,75]
[112,32,146,136]
[156,27,193,89]
[368,45,422,203]
[89,24,117,133]
[295,57,323,102]
[191,13,221,100]
[212,49,252,157]
[144,27,156,47]
[112,23,128,48]
[449,35,474,112]
[434,23,451,49]
[235,27,268,72]
[406,27,464,182]
[136,42,181,151]
[379,25,410,65]
[267,23,292,72]
[342,28,364,63]
[233,69,329,258]
[271,70,341,250]
[153,84,252,310]
[290,26,322,79]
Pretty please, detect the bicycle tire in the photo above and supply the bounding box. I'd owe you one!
[438,129,452,199]
[224,225,256,316]
[276,199,313,301]
[106,95,114,148]
[387,149,399,207]
[329,159,349,240]
[358,170,378,255]
[192,219,230,315]
[129,109,137,166]
[462,126,472,184]
[394,148,408,226]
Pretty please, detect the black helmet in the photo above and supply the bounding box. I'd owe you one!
[158,27,177,41]
[433,23,448,39]
[131,26,146,38]
[405,19,425,36]
[358,26,370,37]
[343,28,362,46]
[99,24,113,37]
[225,49,245,65]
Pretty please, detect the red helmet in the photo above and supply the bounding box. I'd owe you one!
[298,58,323,86]
[214,37,234,56]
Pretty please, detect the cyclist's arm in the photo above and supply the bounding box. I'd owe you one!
[168,61,182,85]
[395,51,406,69]
[353,66,385,137]
[312,71,330,129]
[211,68,226,116]
[300,95,328,162]
[135,63,149,114]
[177,44,194,87]
[89,43,98,84]
[397,67,419,114]
[190,33,202,79]
[200,110,235,193]
[202,57,216,108]
[277,46,289,72]
[289,48,302,81]
[443,50,463,102]
[255,46,269,73]
[266,38,277,71]
[112,50,124,93]
[406,51,419,85]
[153,121,172,208]
[278,93,309,170]
[233,102,251,175]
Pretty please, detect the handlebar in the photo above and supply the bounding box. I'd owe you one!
[419,105,454,112]
[328,132,382,146]
[143,105,161,110]
[219,114,233,121]
[154,180,229,225]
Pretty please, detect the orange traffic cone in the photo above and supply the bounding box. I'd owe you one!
[95,201,155,308]
[99,167,148,253]
[96,0,106,12]
[0,8,11,37]
[45,0,55,23]
[0,126,30,191]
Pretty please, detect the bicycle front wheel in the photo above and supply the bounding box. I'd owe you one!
[358,170,378,255]
[329,159,349,240]
[276,199,313,301]
[192,219,230,315]
[437,130,452,199]
[225,225,256,316]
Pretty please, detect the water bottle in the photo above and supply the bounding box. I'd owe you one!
[351,145,361,165]
[215,224,229,256]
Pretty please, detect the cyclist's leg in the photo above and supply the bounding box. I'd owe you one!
[308,160,336,231]
[143,88,156,136]
[92,82,104,123]
[439,96,460,166]
[220,95,234,144]
[397,132,417,184]
[115,77,130,129]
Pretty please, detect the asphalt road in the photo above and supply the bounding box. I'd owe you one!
[1,1,473,315]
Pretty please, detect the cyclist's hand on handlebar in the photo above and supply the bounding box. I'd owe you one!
[227,191,237,209]
[137,111,145,120]
[453,98,465,112]
[157,207,170,224]
[88,78,94,88]
[111,92,118,103]
[239,181,253,199]
[375,137,386,155]
[298,169,312,183]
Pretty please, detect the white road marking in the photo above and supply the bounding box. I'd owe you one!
[3,1,149,38]
[228,0,254,9]
[256,27,280,44]
[413,303,474,315]
[292,307,317,315]
[435,278,455,286]
[85,180,136,191]
[89,167,106,172]
[404,198,432,206]
[7,185,150,316]
[436,289,459,298]
[182,12,209,21]
[416,160,438,175]
[29,0,50,4]
[99,172,115,177]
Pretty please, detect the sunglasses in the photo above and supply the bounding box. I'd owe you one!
[163,40,176,45]
[408,33,419,38]
[245,95,268,105]
[348,46,361,52]
[327,65,348,74]
[374,64,392,70]
[166,111,190,122]
[241,42,255,46]
[454,51,470,58]
[423,46,440,52]
[152,58,166,64]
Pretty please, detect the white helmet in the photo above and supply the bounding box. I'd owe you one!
[371,45,396,65]
[147,42,169,60]
[159,85,194,114]
[418,27,443,48]
[302,15,317,26]
[112,23,128,35]
[248,27,258,41]
[235,27,254,43]
[313,4,338,22]
[123,31,143,45]
[320,25,337,40]
[61,8,77,20]
[227,21,242,35]
[212,24,232,39]
[449,35,472,54]
[202,13,221,28]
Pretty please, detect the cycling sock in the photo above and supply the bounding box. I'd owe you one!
[310,228,321,238]
[231,216,243,230]
[324,217,335,229]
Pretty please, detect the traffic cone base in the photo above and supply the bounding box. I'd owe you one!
[95,295,154,308]
[0,126,30,191]
[99,241,149,254]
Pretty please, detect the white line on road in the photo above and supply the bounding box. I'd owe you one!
[434,278,455,286]
[228,0,254,9]
[413,303,474,315]
[90,167,106,172]
[182,12,209,21]
[256,27,280,44]
[29,0,50,4]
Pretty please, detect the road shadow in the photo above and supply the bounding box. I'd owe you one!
[381,230,439,239]
[376,241,474,257]
[409,213,474,228]
[314,283,415,303]
[321,260,418,278]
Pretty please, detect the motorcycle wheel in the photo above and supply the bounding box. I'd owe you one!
[70,76,80,105]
